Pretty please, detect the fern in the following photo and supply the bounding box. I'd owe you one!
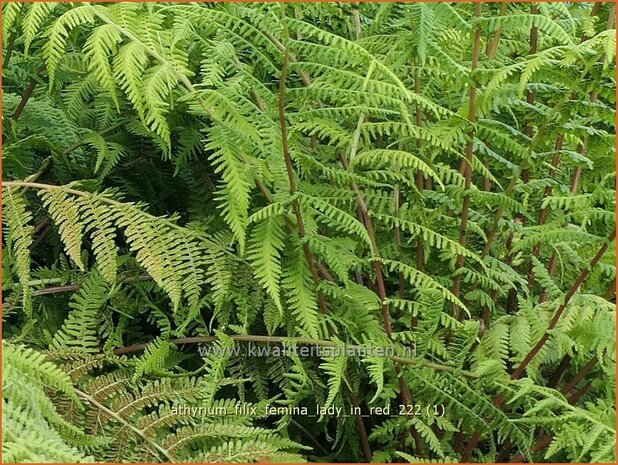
[51,270,109,354]
[2,188,35,316]
[320,343,348,410]
[2,2,615,462]
[3,342,94,462]
[247,214,286,312]
[39,189,86,271]
[281,241,321,340]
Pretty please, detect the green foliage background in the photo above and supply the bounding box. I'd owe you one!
[1,2,616,463]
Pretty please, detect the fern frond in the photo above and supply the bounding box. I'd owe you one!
[248,215,286,312]
[51,270,109,354]
[39,189,86,271]
[282,242,321,339]
[2,188,35,315]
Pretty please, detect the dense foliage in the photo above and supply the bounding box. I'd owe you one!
[2,2,616,463]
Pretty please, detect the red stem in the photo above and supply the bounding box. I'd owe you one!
[12,65,46,121]
[451,2,482,318]
[278,38,327,314]
[461,229,614,461]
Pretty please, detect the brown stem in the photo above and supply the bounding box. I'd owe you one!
[414,68,425,274]
[518,3,539,193]
[513,230,613,379]
[278,34,327,314]
[32,217,50,236]
[266,20,377,457]
[451,2,482,318]
[591,1,604,18]
[2,274,153,310]
[339,156,391,333]
[570,167,583,194]
[510,435,553,463]
[251,90,332,286]
[509,378,596,463]
[31,223,51,250]
[603,279,615,300]
[527,135,564,289]
[289,419,329,456]
[486,3,508,60]
[396,369,425,456]
[340,151,424,456]
[607,3,616,29]
[482,163,492,192]
[490,9,611,460]
[12,80,37,121]
[4,32,16,69]
[566,379,593,404]
[349,389,372,462]
[530,11,605,280]
[278,24,371,454]
[461,229,614,461]
[539,133,592,302]
[394,186,406,301]
[560,356,598,396]
[548,354,571,387]
[480,228,517,326]
[497,351,576,461]
[480,41,602,263]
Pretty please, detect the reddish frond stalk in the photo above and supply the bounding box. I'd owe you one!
[461,229,615,461]
[278,39,327,314]
[451,2,482,318]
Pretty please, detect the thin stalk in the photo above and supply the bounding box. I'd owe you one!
[2,275,153,310]
[519,3,539,184]
[75,388,173,462]
[414,67,425,274]
[517,226,610,372]
[480,228,516,327]
[289,419,329,456]
[527,134,564,288]
[510,435,553,463]
[451,2,482,318]
[349,389,372,462]
[277,17,328,315]
[279,12,370,455]
[529,2,616,303]
[353,9,362,41]
[539,96,597,302]
[480,2,539,324]
[548,354,571,388]
[480,49,602,260]
[486,3,508,60]
[4,32,16,69]
[12,64,46,121]
[560,356,598,396]
[339,154,425,456]
[461,229,615,461]
[349,8,375,293]
[608,3,616,29]
[497,351,583,461]
[393,182,405,300]
[251,87,333,287]
[509,372,598,463]
[496,11,612,459]
[603,279,615,300]
[567,379,593,404]
[61,121,127,156]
